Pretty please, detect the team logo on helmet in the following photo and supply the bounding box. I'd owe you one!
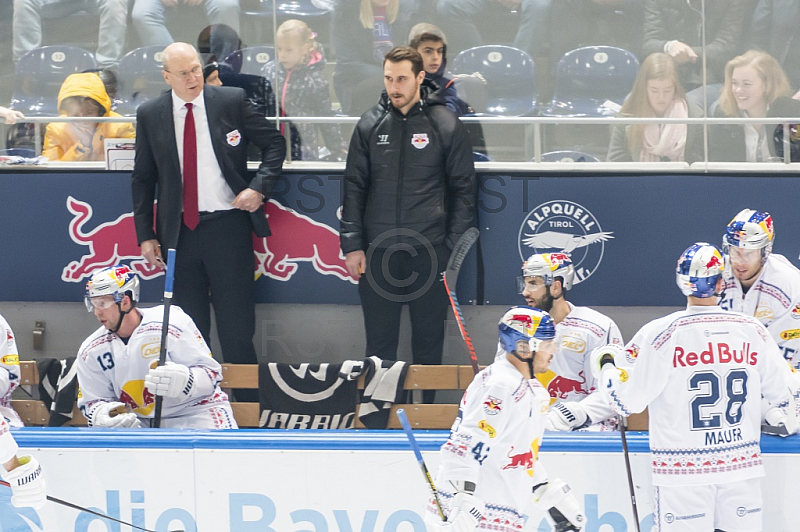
[518,200,613,285]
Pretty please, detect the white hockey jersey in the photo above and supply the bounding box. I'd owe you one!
[76,306,232,424]
[719,253,800,368]
[537,304,623,425]
[0,314,22,427]
[0,417,18,465]
[429,356,551,531]
[600,305,796,486]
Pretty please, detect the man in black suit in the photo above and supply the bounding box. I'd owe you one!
[132,42,285,401]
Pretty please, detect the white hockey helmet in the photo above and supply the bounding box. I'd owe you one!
[85,265,140,311]
[518,253,575,293]
[722,209,774,257]
[498,306,556,355]
[676,243,725,298]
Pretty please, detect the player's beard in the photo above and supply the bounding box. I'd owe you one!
[529,291,554,313]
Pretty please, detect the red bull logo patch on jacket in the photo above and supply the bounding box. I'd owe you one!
[483,396,502,415]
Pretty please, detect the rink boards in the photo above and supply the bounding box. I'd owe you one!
[2,429,798,531]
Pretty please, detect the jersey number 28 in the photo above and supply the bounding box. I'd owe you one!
[688,370,748,430]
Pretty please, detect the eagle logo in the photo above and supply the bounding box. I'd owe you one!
[518,200,613,285]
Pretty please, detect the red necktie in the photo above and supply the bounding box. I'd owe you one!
[182,102,199,230]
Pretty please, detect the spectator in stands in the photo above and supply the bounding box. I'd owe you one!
[709,50,792,162]
[77,265,238,429]
[196,24,275,117]
[748,0,800,94]
[12,0,129,68]
[642,0,752,110]
[408,23,478,116]
[0,107,24,125]
[43,72,135,161]
[332,0,420,115]
[132,0,239,47]
[203,61,222,86]
[435,0,552,60]
[264,20,347,161]
[608,53,703,163]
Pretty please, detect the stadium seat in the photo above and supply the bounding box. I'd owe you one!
[241,0,332,44]
[245,0,332,17]
[0,148,36,158]
[223,46,275,77]
[539,150,601,162]
[9,46,98,116]
[541,46,639,117]
[451,45,537,117]
[473,151,492,162]
[115,45,168,116]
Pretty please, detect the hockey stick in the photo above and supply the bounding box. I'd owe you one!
[443,227,480,375]
[396,409,446,522]
[618,416,641,532]
[152,248,176,429]
[0,479,183,532]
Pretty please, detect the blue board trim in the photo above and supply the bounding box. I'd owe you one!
[10,427,798,453]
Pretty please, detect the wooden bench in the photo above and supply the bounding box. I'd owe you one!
[12,361,648,430]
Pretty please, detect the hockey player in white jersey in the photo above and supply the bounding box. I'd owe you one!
[0,314,23,428]
[76,265,237,429]
[718,208,800,368]
[593,243,798,532]
[0,417,46,508]
[427,306,585,532]
[517,253,623,431]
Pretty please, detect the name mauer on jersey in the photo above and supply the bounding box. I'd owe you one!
[673,342,758,367]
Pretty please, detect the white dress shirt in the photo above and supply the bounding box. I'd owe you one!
[172,91,235,213]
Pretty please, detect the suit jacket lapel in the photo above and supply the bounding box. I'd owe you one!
[159,91,181,179]
[204,86,227,172]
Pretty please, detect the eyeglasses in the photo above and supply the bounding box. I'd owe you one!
[165,65,203,79]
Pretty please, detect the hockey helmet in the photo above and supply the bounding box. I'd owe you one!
[85,265,140,311]
[722,209,774,253]
[518,253,575,293]
[498,306,556,355]
[676,243,725,298]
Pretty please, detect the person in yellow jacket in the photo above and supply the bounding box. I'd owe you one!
[43,72,135,161]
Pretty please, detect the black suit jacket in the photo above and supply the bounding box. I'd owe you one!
[131,85,286,249]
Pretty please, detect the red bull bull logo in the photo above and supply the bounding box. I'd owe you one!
[546,372,588,400]
[502,442,538,477]
[252,200,356,283]
[704,253,723,274]
[63,197,357,285]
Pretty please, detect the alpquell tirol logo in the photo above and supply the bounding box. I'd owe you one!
[517,200,613,285]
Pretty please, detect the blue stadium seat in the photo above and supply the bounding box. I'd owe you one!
[0,148,36,158]
[10,46,98,116]
[115,45,168,117]
[473,151,492,162]
[245,0,332,17]
[538,150,601,162]
[541,46,639,117]
[451,45,537,117]
[223,46,275,77]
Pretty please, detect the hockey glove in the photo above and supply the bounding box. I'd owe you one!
[2,455,46,509]
[447,491,485,532]
[92,401,141,428]
[532,478,585,531]
[589,345,623,380]
[546,402,590,431]
[145,361,193,398]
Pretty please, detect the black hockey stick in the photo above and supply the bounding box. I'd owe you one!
[618,416,641,532]
[0,479,184,532]
[396,409,446,521]
[152,248,176,429]
[443,228,480,375]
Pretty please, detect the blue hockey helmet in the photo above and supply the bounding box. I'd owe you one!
[676,243,725,298]
[498,306,556,355]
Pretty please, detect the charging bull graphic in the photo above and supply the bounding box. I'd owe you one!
[62,197,356,284]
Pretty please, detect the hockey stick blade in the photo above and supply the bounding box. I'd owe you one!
[0,480,183,532]
[153,248,177,429]
[443,228,480,375]
[396,409,446,522]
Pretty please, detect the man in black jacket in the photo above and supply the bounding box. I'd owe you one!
[340,46,476,382]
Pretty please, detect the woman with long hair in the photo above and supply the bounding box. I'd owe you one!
[608,53,702,163]
[710,50,792,162]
